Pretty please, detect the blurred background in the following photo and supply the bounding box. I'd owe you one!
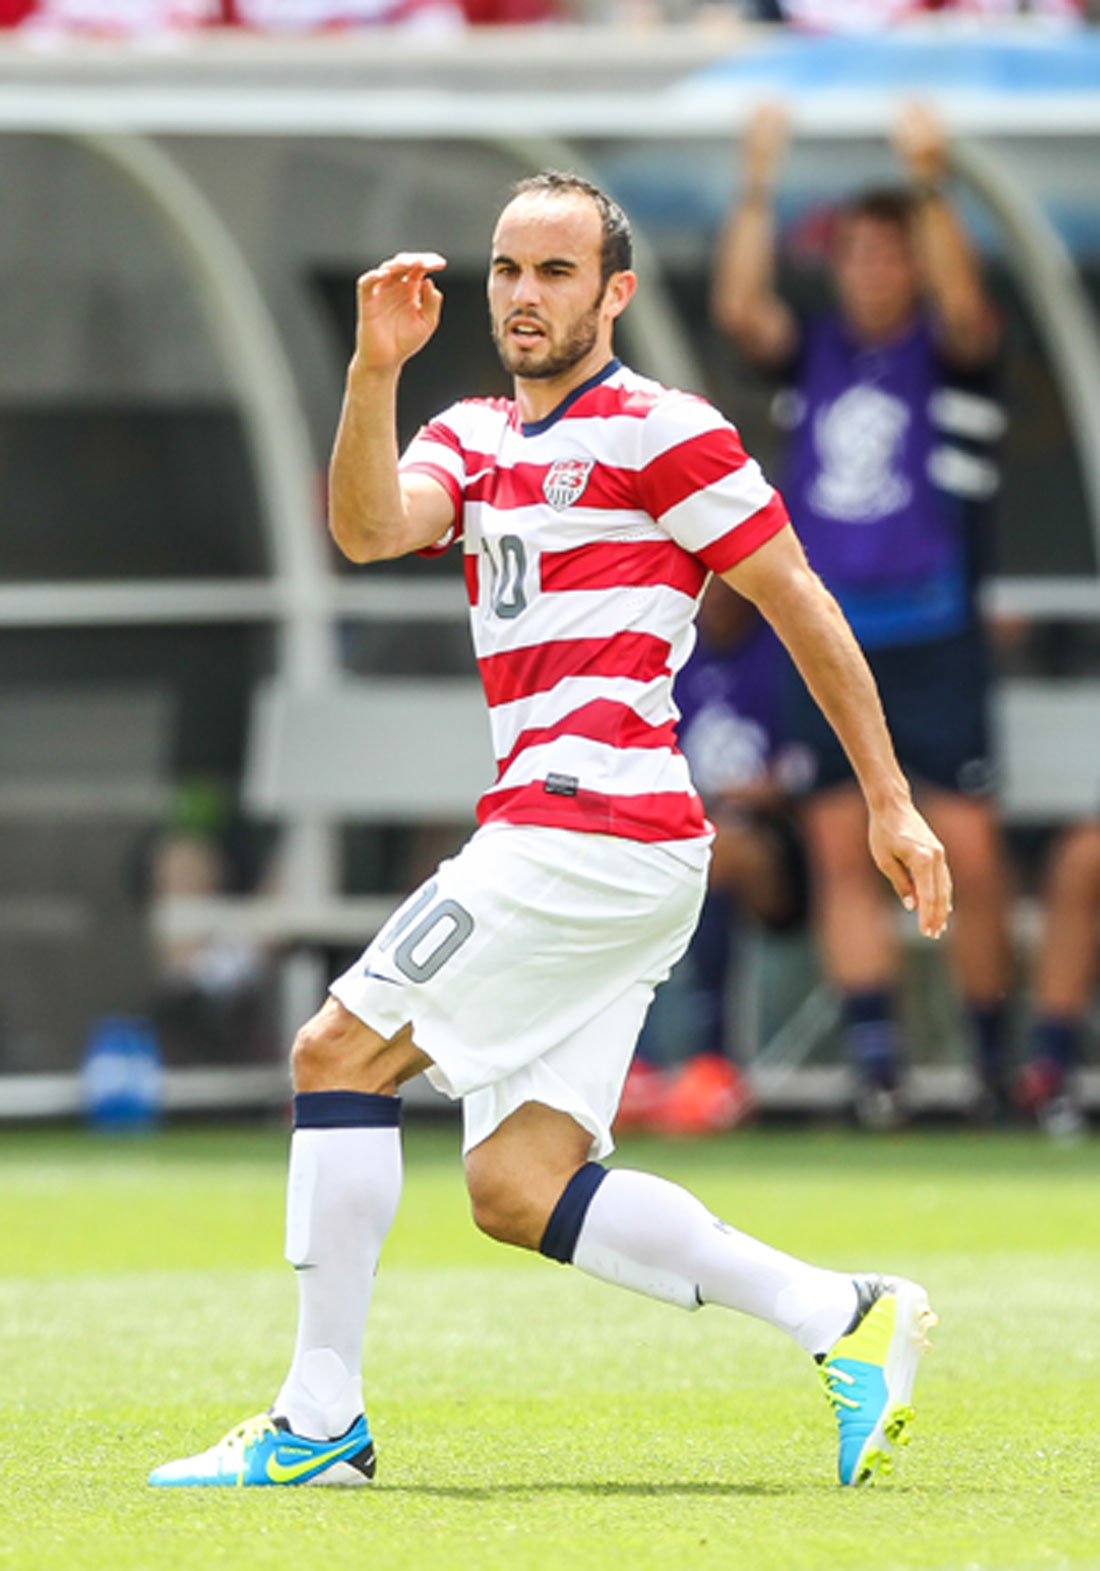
[1,0,1099,1130]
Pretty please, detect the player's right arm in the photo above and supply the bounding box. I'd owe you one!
[711,103,800,369]
[329,252,457,564]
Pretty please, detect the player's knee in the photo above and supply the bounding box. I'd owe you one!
[468,1188,525,1247]
[290,1002,370,1089]
[466,1168,538,1250]
[290,1014,337,1084]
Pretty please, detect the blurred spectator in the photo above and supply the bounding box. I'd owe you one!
[458,0,559,21]
[924,0,1085,17]
[0,0,577,29]
[712,102,1015,1126]
[0,0,212,26]
[739,0,1084,24]
[225,0,464,27]
[136,776,275,1065]
[0,0,466,36]
[618,580,809,1136]
[1017,820,1099,1135]
[739,0,914,22]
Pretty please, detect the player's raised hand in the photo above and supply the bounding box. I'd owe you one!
[353,252,446,374]
[868,797,953,942]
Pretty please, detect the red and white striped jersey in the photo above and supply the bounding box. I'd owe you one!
[400,358,790,844]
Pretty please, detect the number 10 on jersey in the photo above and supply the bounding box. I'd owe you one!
[483,534,529,620]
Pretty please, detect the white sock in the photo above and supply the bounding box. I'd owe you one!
[572,1169,857,1356]
[274,1106,402,1439]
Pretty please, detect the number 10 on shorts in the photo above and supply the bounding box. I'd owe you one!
[373,880,476,983]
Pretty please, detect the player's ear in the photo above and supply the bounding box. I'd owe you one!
[604,270,637,320]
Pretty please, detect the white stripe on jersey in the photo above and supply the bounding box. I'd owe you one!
[659,461,778,557]
[487,672,679,761]
[463,500,669,550]
[485,736,695,799]
[470,583,701,660]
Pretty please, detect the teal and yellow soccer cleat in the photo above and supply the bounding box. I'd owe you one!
[148,1413,375,1488]
[819,1276,937,1487]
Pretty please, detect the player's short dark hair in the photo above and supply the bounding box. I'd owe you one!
[841,187,917,235]
[507,170,634,291]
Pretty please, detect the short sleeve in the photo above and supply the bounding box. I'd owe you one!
[400,408,467,555]
[635,392,790,573]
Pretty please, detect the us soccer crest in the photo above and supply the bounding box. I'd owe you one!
[542,458,594,511]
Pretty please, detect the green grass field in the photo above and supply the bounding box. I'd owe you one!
[1,1122,1098,1571]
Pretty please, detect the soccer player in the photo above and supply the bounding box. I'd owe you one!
[149,170,946,1493]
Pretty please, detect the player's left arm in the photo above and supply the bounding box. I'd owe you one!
[895,103,999,367]
[721,524,953,940]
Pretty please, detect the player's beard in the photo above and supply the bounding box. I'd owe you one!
[492,290,604,381]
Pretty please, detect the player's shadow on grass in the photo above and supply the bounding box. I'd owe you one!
[380,1481,800,1499]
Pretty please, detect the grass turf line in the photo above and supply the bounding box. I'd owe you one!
[0,1125,1098,1571]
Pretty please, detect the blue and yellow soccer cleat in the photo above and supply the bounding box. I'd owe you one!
[148,1413,375,1488]
[819,1276,937,1487]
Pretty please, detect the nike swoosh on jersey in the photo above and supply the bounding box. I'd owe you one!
[265,1441,359,1484]
[362,967,400,986]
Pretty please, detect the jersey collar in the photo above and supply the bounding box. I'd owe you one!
[520,358,621,437]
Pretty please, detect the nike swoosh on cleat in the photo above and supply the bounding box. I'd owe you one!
[266,1442,360,1484]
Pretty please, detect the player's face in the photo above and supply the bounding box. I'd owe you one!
[488,194,626,383]
[832,216,921,342]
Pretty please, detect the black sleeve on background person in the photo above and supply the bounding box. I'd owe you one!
[929,336,1005,589]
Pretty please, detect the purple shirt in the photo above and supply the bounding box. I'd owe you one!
[781,313,998,648]
[675,619,788,799]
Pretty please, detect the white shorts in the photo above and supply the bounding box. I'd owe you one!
[330,823,709,1160]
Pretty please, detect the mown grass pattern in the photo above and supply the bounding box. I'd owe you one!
[1,1125,1097,1570]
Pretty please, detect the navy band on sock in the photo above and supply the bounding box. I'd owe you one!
[1034,1017,1080,1070]
[969,1002,1008,1080]
[843,989,894,1029]
[843,989,901,1088]
[294,1091,402,1129]
[539,1162,608,1264]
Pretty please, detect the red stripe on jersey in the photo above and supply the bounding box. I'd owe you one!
[466,459,637,513]
[638,427,750,519]
[463,395,516,420]
[697,496,790,573]
[413,419,464,457]
[402,459,463,521]
[477,781,710,842]
[479,631,671,709]
[570,382,672,422]
[540,540,707,598]
[493,699,679,779]
[463,552,479,606]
